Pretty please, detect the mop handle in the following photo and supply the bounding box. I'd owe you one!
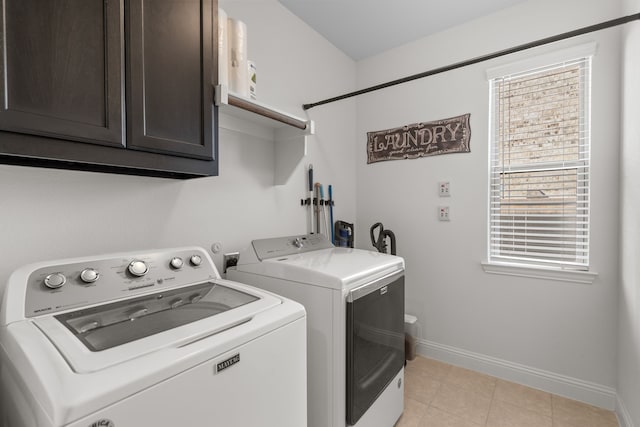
[314,183,321,235]
[319,184,325,236]
[308,164,314,234]
[328,185,334,244]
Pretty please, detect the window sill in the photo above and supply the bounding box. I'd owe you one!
[481,261,598,284]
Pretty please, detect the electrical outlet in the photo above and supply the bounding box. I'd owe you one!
[223,252,239,273]
[438,181,450,197]
[438,206,450,221]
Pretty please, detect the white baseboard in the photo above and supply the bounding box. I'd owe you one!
[415,338,617,410]
[616,394,635,427]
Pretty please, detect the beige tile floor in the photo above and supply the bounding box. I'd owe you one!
[396,355,619,427]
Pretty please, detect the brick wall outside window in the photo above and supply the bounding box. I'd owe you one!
[489,58,591,269]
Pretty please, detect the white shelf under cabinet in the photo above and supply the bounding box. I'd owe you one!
[214,84,315,185]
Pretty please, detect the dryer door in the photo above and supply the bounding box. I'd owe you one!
[346,271,404,425]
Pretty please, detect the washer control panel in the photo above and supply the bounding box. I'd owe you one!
[24,248,217,318]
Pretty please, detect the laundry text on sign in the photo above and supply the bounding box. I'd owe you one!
[367,113,471,164]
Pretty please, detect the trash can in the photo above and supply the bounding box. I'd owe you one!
[404,314,417,361]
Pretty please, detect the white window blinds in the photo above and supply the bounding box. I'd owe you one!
[488,56,591,269]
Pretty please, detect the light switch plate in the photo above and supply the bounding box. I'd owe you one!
[439,181,450,197]
[438,206,450,221]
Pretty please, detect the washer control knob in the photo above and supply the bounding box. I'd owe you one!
[128,260,148,277]
[170,257,184,270]
[189,255,202,266]
[293,237,304,248]
[80,268,99,283]
[44,273,66,289]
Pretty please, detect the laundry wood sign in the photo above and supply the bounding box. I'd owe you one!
[367,113,471,164]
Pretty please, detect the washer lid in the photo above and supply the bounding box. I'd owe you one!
[243,247,404,290]
[53,282,257,352]
[32,280,282,373]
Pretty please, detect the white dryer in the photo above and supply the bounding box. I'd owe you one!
[227,234,405,427]
[0,247,306,427]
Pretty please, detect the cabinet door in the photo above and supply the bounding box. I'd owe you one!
[0,0,124,147]
[126,0,214,160]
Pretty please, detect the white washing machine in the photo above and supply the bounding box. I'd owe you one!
[227,234,405,427]
[0,247,306,427]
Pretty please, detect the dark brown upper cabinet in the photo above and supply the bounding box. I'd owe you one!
[0,0,217,178]
[126,0,213,160]
[0,0,124,147]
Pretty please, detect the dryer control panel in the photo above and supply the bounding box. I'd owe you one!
[23,247,217,318]
[251,234,333,260]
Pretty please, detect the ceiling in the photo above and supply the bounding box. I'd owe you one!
[277,0,527,60]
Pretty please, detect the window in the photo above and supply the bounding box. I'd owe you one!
[488,51,592,270]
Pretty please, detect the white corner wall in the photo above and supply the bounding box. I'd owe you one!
[618,0,640,425]
[355,0,622,409]
[0,0,357,288]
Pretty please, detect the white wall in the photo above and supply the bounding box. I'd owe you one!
[618,0,640,424]
[1,0,635,419]
[355,0,621,408]
[0,1,357,288]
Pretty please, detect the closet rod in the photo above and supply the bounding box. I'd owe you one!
[302,13,640,111]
